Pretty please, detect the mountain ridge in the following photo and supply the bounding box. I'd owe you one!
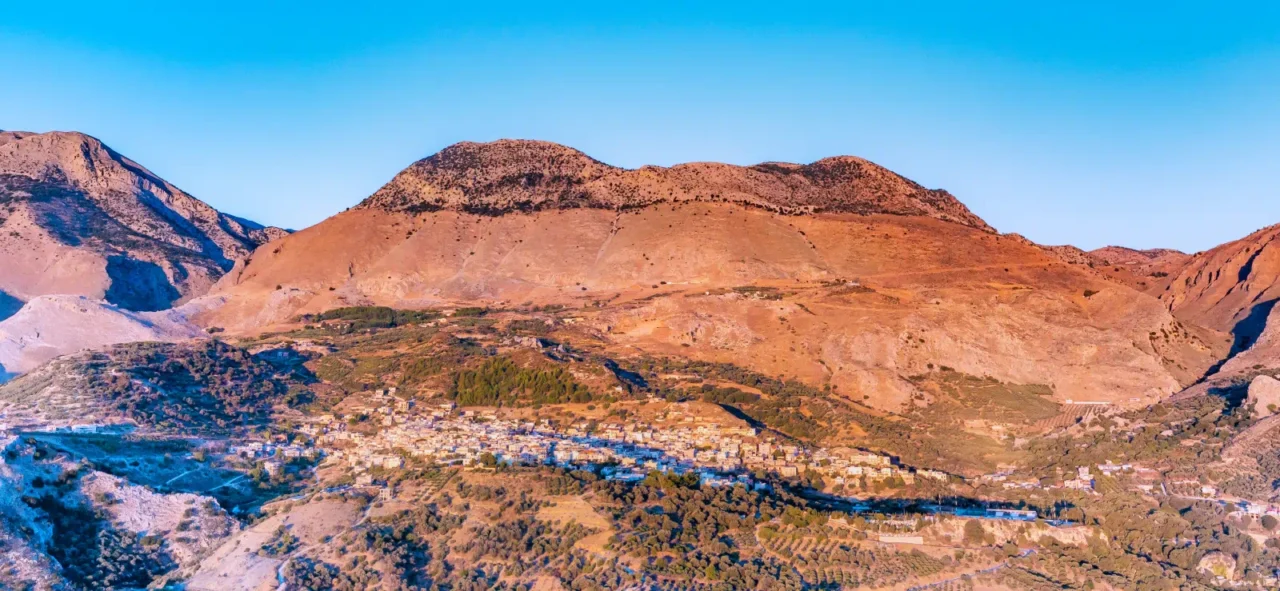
[0,130,286,310]
[358,139,994,231]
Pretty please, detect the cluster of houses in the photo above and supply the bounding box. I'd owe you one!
[225,440,320,476]
[980,461,1147,493]
[305,399,947,489]
[979,460,1280,525]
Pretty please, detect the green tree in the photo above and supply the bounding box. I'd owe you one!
[964,520,986,545]
[1262,514,1278,531]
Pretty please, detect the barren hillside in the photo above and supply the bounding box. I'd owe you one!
[0,131,286,311]
[0,295,208,378]
[203,141,1227,411]
[1156,225,1280,349]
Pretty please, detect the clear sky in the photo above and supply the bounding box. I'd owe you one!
[3,2,1278,252]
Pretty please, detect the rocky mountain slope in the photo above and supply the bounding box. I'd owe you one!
[1155,225,1280,349]
[0,295,208,379]
[0,131,286,312]
[1091,225,1280,371]
[202,140,1227,411]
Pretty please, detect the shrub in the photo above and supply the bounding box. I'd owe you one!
[964,520,986,545]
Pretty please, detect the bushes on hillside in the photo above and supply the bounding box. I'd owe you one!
[448,357,592,406]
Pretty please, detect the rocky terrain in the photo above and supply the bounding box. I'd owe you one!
[360,139,992,229]
[5,134,1280,591]
[0,339,313,432]
[1156,225,1280,345]
[0,130,285,311]
[0,295,208,379]
[204,140,1228,412]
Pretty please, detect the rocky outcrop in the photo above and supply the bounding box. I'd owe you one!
[0,131,286,309]
[1197,551,1237,581]
[1247,375,1280,418]
[359,139,994,231]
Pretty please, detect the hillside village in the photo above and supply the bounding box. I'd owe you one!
[308,390,946,489]
[13,373,1280,520]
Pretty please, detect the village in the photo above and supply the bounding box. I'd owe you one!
[291,388,952,493]
[15,381,1280,534]
[15,389,1280,527]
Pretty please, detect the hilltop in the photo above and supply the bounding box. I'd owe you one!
[359,139,992,229]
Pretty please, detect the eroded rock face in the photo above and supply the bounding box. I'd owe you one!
[1157,224,1280,339]
[103,255,183,311]
[1247,375,1280,418]
[0,130,286,309]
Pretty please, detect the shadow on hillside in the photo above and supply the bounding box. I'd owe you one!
[796,488,1075,524]
[603,358,648,390]
[1207,382,1252,413]
[34,490,175,588]
[0,289,22,321]
[1201,298,1279,380]
[104,256,181,311]
[1231,299,1277,357]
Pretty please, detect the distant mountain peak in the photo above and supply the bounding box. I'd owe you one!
[0,130,286,310]
[359,139,993,231]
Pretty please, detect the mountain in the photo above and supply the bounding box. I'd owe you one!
[202,139,1225,412]
[1088,225,1280,363]
[9,137,1280,591]
[0,131,286,314]
[1156,225,1280,351]
[1088,246,1191,288]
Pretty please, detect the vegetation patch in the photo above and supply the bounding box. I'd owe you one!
[448,357,594,406]
[301,306,441,331]
[33,495,174,589]
[909,370,1059,424]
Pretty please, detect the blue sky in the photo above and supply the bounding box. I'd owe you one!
[2,2,1278,252]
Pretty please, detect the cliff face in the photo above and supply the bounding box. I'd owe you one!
[0,131,286,311]
[359,139,993,230]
